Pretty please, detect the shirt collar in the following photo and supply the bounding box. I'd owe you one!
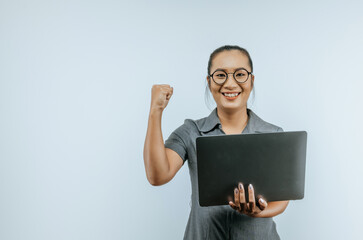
[196,107,257,133]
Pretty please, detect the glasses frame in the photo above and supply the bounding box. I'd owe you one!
[209,67,253,85]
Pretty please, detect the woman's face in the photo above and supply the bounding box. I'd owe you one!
[207,50,254,112]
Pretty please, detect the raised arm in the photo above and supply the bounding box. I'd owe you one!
[143,84,183,186]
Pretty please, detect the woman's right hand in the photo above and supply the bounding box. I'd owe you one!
[150,84,174,111]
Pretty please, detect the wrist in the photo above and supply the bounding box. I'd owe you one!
[149,106,164,116]
[251,211,265,218]
[250,207,270,218]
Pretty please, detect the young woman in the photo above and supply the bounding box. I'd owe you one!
[143,45,289,239]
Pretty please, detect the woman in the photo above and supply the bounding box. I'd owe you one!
[143,45,289,239]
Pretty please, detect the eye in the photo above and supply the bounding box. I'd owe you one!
[236,73,245,77]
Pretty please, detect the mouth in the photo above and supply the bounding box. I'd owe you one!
[221,92,241,100]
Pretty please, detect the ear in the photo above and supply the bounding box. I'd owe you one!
[206,76,211,89]
[251,74,255,87]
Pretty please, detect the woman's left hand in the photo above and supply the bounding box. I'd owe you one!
[228,182,268,217]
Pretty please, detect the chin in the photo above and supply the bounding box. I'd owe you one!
[219,103,244,110]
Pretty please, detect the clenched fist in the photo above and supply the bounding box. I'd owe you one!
[150,84,174,111]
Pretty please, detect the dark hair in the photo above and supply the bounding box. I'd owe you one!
[204,45,255,110]
[207,45,253,75]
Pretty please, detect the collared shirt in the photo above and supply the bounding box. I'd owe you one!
[164,107,283,240]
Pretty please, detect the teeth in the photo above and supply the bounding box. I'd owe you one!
[223,93,239,97]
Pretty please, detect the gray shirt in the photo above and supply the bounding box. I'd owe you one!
[164,107,284,240]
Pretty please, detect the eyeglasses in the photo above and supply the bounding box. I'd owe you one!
[209,68,253,85]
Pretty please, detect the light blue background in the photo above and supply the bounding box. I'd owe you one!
[1,0,362,239]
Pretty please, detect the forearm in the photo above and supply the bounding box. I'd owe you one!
[143,108,170,185]
[254,200,289,218]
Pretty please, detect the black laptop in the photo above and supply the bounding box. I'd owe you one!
[196,131,307,207]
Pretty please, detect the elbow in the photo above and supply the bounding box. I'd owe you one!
[279,200,290,214]
[148,179,162,186]
[147,175,169,186]
[146,174,159,186]
[268,200,289,217]
[144,160,171,186]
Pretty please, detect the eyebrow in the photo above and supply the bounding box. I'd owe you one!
[214,67,249,72]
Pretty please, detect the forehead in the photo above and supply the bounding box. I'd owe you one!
[211,50,250,72]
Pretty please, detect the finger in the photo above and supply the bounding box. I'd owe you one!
[248,184,256,213]
[160,85,172,90]
[244,202,252,214]
[229,201,238,211]
[162,91,172,100]
[238,183,246,212]
[234,188,241,211]
[167,88,173,99]
[160,87,172,93]
[258,198,268,211]
[158,86,170,92]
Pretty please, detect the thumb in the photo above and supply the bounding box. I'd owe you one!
[166,87,173,100]
[258,198,268,210]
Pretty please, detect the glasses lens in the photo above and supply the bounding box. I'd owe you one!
[234,69,249,83]
[212,70,227,84]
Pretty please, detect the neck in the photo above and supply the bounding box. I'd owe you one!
[216,106,249,133]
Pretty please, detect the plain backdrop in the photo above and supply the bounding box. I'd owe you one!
[1,0,362,239]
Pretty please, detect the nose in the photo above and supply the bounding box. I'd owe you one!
[222,73,240,89]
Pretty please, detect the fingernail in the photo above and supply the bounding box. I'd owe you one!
[235,189,238,194]
[239,183,243,189]
[260,198,265,203]
[249,184,253,190]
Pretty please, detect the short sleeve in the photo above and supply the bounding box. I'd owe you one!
[164,121,189,165]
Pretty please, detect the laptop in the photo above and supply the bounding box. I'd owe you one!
[196,131,307,207]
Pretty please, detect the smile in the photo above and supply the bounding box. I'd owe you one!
[221,92,241,100]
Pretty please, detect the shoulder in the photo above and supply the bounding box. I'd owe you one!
[181,117,205,133]
[248,109,284,132]
[175,110,212,130]
[167,110,209,138]
[168,118,199,138]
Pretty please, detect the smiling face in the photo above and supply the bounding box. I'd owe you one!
[207,50,254,112]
